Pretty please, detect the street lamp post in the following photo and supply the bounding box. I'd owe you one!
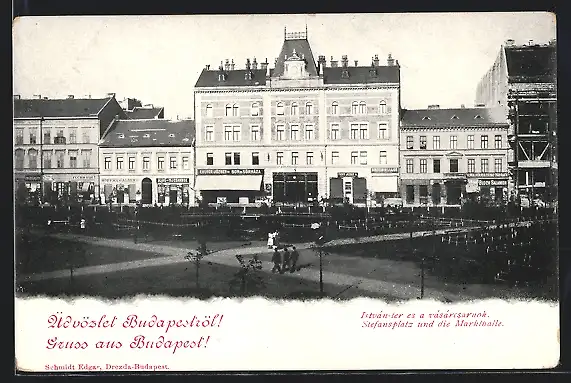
[312,221,325,295]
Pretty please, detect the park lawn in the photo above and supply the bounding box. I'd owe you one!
[17,259,400,301]
[16,236,164,275]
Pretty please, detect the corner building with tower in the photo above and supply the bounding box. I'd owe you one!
[193,28,401,207]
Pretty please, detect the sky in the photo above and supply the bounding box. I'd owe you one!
[13,13,556,119]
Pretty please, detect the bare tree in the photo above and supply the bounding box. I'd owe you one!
[230,255,265,296]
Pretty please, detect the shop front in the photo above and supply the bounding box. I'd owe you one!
[329,172,367,206]
[195,169,264,205]
[443,173,467,206]
[14,173,42,205]
[274,172,319,205]
[100,177,139,205]
[369,167,399,206]
[43,173,98,205]
[156,177,191,206]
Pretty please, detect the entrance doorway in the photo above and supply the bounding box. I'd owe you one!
[432,183,441,205]
[446,181,462,205]
[169,189,178,204]
[141,178,153,204]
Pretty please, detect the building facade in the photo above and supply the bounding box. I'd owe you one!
[475,39,557,206]
[400,106,509,207]
[193,29,400,207]
[98,119,195,206]
[13,94,125,205]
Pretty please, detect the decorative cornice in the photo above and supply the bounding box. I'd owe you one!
[194,84,399,94]
[400,125,509,131]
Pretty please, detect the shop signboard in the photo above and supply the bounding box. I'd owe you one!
[337,172,358,178]
[100,177,137,184]
[468,172,509,178]
[371,167,399,174]
[157,178,190,184]
[466,179,479,193]
[478,179,509,187]
[197,169,263,176]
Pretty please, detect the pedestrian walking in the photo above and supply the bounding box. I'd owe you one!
[282,247,291,272]
[289,246,300,273]
[271,248,281,273]
[267,231,275,249]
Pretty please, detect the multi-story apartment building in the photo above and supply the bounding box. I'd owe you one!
[98,119,195,206]
[193,28,400,207]
[475,39,557,206]
[13,94,125,205]
[400,106,509,207]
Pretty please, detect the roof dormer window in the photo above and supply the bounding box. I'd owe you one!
[474,115,483,119]
[169,134,175,138]
[118,134,125,139]
[451,115,459,120]
[422,116,431,120]
[143,133,150,138]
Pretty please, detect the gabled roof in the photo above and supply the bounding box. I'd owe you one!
[195,69,269,88]
[14,97,113,118]
[323,66,400,85]
[100,119,195,148]
[401,107,509,127]
[505,45,556,83]
[125,107,164,119]
[272,38,318,77]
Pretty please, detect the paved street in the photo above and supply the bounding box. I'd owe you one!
[17,228,538,301]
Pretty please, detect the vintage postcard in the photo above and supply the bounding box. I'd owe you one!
[14,13,559,372]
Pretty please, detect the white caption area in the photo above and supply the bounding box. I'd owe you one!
[15,297,559,371]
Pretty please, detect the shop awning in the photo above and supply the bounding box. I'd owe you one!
[195,175,263,191]
[370,176,398,193]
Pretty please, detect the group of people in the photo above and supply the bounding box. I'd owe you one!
[271,245,300,274]
[267,230,300,274]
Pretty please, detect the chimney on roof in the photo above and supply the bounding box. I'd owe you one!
[261,58,269,70]
[205,64,210,70]
[252,57,258,70]
[505,39,515,46]
[34,94,42,99]
[387,53,395,66]
[341,55,348,67]
[373,54,379,67]
[330,56,338,68]
[528,39,534,45]
[395,59,400,67]
[107,92,116,98]
[68,95,74,99]
[230,59,235,70]
[475,103,485,107]
[428,105,440,109]
[461,104,465,108]
[354,60,359,67]
[224,59,230,71]
[318,55,326,68]
[246,58,251,70]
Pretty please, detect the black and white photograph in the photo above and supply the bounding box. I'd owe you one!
[14,13,560,371]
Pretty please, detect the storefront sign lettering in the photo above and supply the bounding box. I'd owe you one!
[444,173,467,178]
[478,179,508,187]
[156,178,190,184]
[337,172,358,178]
[468,172,509,178]
[197,169,264,176]
[100,178,137,184]
[371,167,399,174]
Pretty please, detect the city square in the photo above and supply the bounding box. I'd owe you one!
[14,14,557,303]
